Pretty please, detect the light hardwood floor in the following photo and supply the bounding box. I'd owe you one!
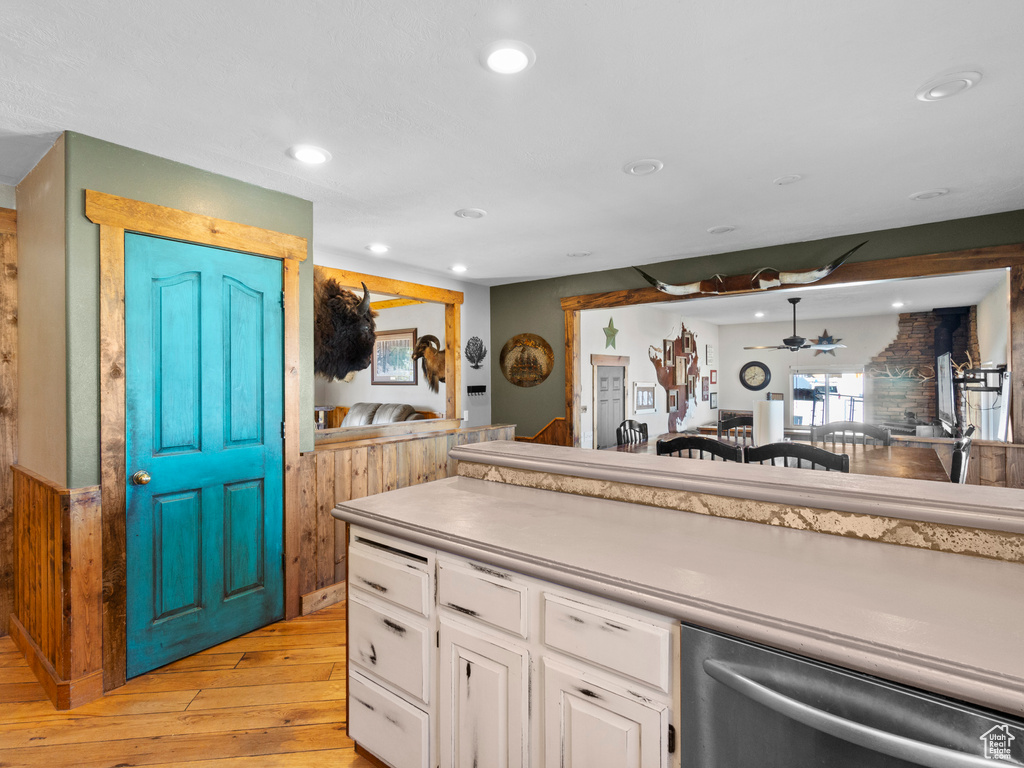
[0,602,378,767]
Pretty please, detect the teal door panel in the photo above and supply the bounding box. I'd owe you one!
[125,233,284,677]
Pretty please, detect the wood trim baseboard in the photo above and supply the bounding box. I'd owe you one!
[9,615,104,710]
[300,581,347,615]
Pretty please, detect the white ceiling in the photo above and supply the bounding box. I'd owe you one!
[2,1,1023,286]
[647,269,1008,324]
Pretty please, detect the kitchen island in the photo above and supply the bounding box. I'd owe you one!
[333,441,1024,767]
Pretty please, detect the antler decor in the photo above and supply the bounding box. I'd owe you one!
[634,241,866,297]
[867,365,935,382]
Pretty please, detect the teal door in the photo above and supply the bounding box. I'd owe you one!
[125,233,284,677]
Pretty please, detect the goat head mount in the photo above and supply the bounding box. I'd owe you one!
[412,335,446,393]
[633,241,865,297]
[313,266,378,382]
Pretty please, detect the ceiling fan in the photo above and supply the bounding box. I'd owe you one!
[744,297,847,352]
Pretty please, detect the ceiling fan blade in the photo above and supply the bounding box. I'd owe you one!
[808,343,848,350]
[743,345,785,350]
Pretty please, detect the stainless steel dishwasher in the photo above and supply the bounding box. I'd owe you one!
[680,623,1023,766]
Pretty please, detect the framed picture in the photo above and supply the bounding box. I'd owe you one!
[683,332,694,354]
[706,344,716,366]
[674,357,685,385]
[634,381,656,414]
[668,390,678,411]
[710,392,718,409]
[702,376,710,401]
[687,373,697,396]
[663,339,675,365]
[710,369,717,385]
[371,328,418,385]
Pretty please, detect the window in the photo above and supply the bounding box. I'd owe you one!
[791,370,864,426]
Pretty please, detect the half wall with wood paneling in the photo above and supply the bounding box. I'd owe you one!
[296,423,515,614]
[10,466,102,709]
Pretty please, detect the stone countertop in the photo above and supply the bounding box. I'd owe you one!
[334,475,1024,718]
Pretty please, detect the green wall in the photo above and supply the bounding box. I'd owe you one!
[64,133,314,488]
[490,209,1024,437]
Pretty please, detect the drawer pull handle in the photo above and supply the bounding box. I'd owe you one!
[382,618,407,636]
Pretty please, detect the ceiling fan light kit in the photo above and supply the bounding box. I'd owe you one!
[744,297,848,352]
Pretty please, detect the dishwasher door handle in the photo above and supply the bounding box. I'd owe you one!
[703,659,996,768]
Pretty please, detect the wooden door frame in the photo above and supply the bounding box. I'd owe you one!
[561,244,1024,447]
[314,266,464,420]
[0,208,17,640]
[591,354,628,449]
[86,190,307,689]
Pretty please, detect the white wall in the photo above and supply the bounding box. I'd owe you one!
[0,184,15,208]
[718,313,899,424]
[580,306,720,446]
[976,271,1009,366]
[314,251,492,427]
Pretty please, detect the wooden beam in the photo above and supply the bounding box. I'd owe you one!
[1011,265,1024,443]
[0,207,16,235]
[565,309,581,447]
[445,303,461,420]
[282,258,302,620]
[560,243,1024,311]
[370,298,424,311]
[85,191,307,262]
[316,265,463,306]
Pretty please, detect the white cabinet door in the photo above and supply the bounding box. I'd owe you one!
[349,670,430,768]
[439,617,529,768]
[348,593,431,704]
[543,659,669,768]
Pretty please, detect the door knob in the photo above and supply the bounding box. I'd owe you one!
[131,470,152,486]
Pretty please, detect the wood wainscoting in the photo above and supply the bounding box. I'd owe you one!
[296,423,515,614]
[9,465,103,709]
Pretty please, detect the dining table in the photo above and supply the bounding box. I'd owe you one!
[606,433,951,482]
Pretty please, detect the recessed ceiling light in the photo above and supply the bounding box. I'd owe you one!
[365,243,389,255]
[909,188,949,201]
[450,264,468,273]
[287,145,331,164]
[892,301,905,308]
[754,311,765,318]
[481,40,536,74]
[707,225,736,234]
[773,174,803,186]
[567,251,592,258]
[915,71,982,102]
[455,208,487,219]
[623,159,664,176]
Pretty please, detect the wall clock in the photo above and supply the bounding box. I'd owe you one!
[739,361,771,391]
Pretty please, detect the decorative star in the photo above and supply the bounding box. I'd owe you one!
[603,318,619,349]
[812,329,843,356]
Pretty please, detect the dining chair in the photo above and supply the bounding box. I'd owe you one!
[616,419,649,446]
[811,420,892,446]
[949,425,976,484]
[745,441,850,472]
[656,435,744,462]
[717,415,753,444]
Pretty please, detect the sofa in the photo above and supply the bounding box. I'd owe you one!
[340,402,430,427]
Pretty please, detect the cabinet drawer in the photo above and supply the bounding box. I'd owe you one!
[349,534,432,617]
[437,559,528,638]
[349,670,429,768]
[349,594,430,703]
[542,593,671,693]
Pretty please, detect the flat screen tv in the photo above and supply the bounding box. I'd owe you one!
[936,351,956,436]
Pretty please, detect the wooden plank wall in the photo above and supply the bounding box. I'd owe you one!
[10,465,103,708]
[0,208,17,639]
[295,425,515,605]
[515,416,572,446]
[975,443,1024,488]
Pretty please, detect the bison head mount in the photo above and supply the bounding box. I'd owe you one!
[313,266,378,382]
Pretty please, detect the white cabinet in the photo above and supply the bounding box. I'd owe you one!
[347,528,678,768]
[543,658,670,768]
[438,616,530,768]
